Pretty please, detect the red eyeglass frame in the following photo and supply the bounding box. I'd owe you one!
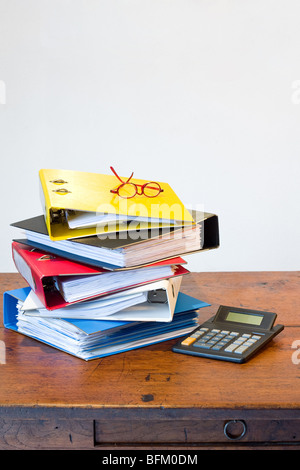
[110,166,164,199]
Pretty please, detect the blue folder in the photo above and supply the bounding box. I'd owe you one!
[3,287,210,360]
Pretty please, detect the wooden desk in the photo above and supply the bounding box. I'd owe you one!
[0,271,299,450]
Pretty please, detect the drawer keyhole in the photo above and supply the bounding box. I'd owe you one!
[224,420,247,440]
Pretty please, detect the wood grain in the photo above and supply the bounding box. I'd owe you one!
[0,272,299,410]
[1,271,300,449]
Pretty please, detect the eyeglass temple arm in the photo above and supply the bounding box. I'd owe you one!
[110,166,134,184]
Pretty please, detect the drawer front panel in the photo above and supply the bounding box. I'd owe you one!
[95,418,300,445]
[0,419,92,450]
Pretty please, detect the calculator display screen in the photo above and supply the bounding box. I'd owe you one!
[226,311,263,326]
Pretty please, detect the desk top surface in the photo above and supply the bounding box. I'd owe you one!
[0,271,299,410]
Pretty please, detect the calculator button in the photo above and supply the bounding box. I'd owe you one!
[224,344,239,352]
[193,340,205,347]
[203,334,217,341]
[234,345,249,354]
[213,337,222,342]
[181,337,197,346]
[194,342,211,349]
[211,344,223,350]
[230,332,239,336]
[252,335,261,340]
[201,336,210,342]
[236,337,247,343]
[191,331,203,338]
[231,340,244,347]
[221,337,231,344]
[221,330,230,334]
[211,329,220,333]
[243,340,256,347]
[242,334,251,338]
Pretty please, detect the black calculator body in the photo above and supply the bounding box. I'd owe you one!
[172,305,284,363]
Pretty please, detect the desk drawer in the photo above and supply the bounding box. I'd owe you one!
[0,418,92,449]
[95,418,300,445]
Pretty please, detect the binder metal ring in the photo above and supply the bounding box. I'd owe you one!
[52,188,71,194]
[50,179,68,185]
[37,255,56,261]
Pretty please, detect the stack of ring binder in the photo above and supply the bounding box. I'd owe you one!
[4,167,219,360]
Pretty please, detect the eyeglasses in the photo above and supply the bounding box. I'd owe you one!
[110,166,164,199]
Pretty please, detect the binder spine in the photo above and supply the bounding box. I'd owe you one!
[12,244,36,292]
[39,169,68,235]
[39,169,51,215]
[11,242,46,307]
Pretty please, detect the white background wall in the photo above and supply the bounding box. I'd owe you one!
[0,0,299,273]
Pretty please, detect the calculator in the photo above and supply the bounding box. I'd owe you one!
[172,305,284,363]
